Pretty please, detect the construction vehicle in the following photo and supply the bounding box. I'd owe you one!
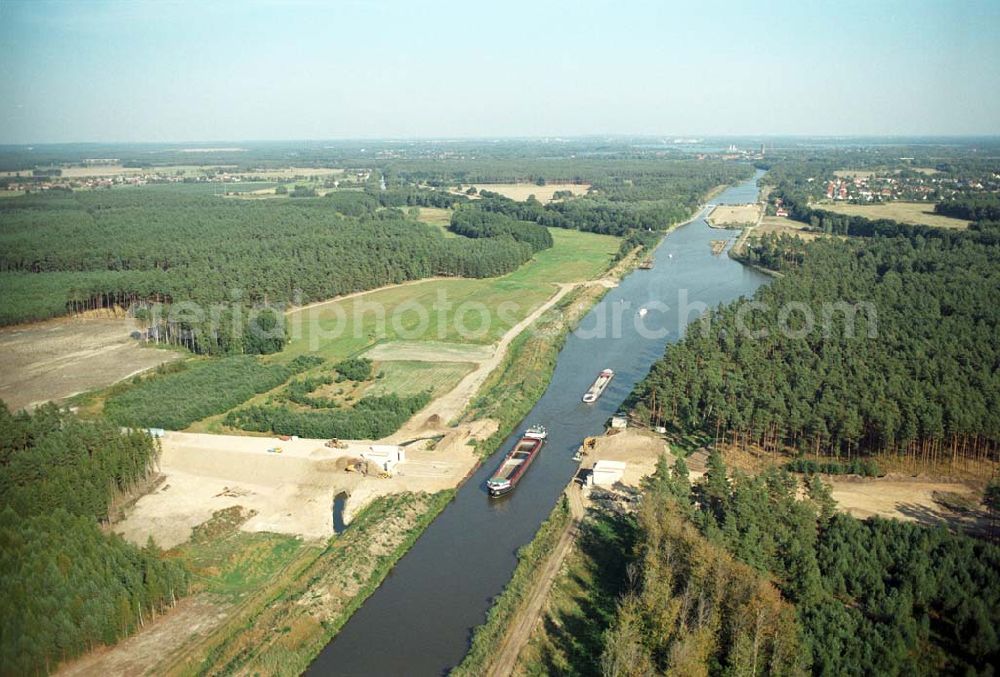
[340,457,367,474]
[267,446,283,454]
[325,438,348,449]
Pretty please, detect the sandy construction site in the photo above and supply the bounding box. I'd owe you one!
[116,424,494,549]
[114,283,580,548]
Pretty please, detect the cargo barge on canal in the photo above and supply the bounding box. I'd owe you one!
[486,425,547,497]
[582,368,614,403]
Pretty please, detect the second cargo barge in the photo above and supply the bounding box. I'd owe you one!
[582,368,614,403]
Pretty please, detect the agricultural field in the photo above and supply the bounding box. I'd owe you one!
[460,182,590,202]
[366,361,476,399]
[818,200,970,229]
[281,227,618,363]
[63,225,615,438]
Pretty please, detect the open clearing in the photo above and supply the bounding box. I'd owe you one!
[707,202,762,228]
[409,206,457,236]
[461,183,590,202]
[117,231,618,548]
[0,316,181,411]
[365,340,493,363]
[818,201,969,229]
[368,360,476,398]
[578,428,669,486]
[756,215,823,240]
[828,476,987,532]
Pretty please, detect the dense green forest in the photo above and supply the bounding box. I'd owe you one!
[537,450,999,675]
[633,232,1000,465]
[0,404,189,674]
[386,158,749,236]
[0,187,534,332]
[600,461,804,675]
[449,206,553,251]
[687,453,999,673]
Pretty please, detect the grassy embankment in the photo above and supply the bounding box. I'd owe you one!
[451,497,572,676]
[165,490,454,676]
[514,510,639,675]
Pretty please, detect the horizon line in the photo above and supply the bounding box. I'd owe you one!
[3,132,1000,148]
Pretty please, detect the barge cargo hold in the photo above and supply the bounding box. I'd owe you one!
[582,368,614,403]
[486,425,547,497]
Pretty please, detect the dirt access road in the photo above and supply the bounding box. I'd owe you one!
[388,282,580,438]
[487,486,586,677]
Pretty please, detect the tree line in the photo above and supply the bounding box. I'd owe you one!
[666,451,1000,674]
[223,392,430,440]
[935,194,1000,222]
[449,205,553,251]
[0,404,189,674]
[601,455,804,675]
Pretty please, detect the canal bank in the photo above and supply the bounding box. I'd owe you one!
[307,171,771,676]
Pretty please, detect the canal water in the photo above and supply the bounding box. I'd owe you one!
[307,172,770,676]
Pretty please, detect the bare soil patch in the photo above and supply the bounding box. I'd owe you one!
[0,316,181,411]
[579,428,670,487]
[461,183,590,203]
[707,203,762,228]
[114,422,489,548]
[828,476,988,533]
[756,215,823,240]
[57,595,231,677]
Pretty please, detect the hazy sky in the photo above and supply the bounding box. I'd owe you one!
[1,0,998,143]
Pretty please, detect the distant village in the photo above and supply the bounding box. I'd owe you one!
[0,161,370,194]
[819,170,997,204]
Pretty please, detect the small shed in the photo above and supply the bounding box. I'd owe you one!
[589,460,626,487]
[610,414,628,430]
[361,445,406,472]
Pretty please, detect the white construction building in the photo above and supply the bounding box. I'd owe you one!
[361,445,406,473]
[589,460,626,487]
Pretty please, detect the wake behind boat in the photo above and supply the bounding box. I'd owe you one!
[486,425,547,497]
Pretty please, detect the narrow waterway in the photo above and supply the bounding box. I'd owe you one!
[308,172,769,676]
